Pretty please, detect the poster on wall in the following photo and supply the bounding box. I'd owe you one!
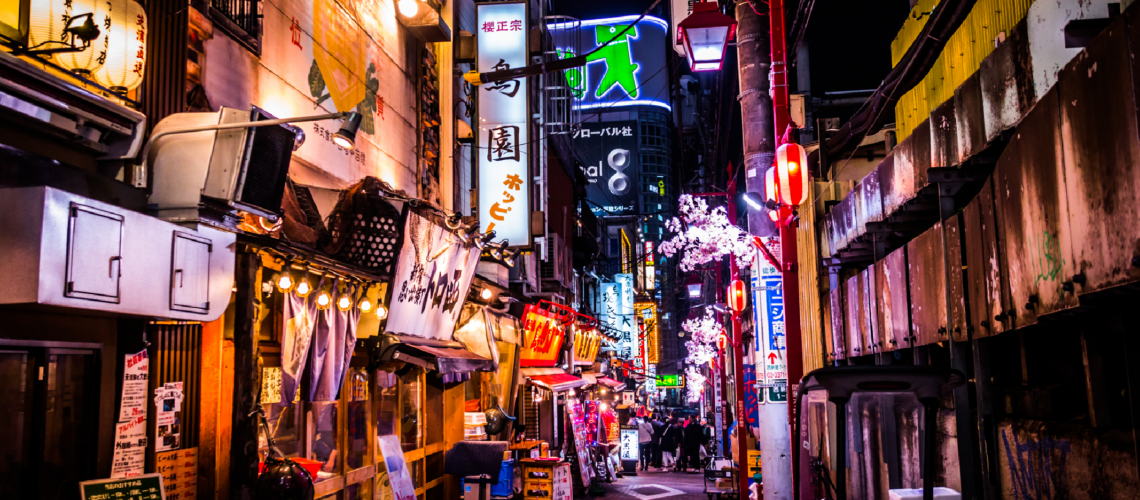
[387,211,481,340]
[476,1,531,247]
[378,435,417,500]
[552,16,671,112]
[752,239,787,404]
[119,350,148,420]
[110,415,147,478]
[573,121,639,216]
[153,382,184,452]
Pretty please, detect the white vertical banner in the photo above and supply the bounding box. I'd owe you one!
[615,274,639,371]
[476,2,530,247]
[753,237,788,404]
[670,0,694,55]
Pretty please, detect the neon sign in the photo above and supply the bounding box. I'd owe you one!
[551,15,671,111]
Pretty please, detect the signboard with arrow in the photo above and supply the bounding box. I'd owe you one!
[752,238,788,404]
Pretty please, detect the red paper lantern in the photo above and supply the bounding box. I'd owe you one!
[776,142,810,206]
[727,279,747,313]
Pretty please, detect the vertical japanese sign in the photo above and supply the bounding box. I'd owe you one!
[752,238,787,404]
[477,1,530,247]
[615,274,639,371]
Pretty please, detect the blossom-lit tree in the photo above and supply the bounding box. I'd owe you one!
[681,309,725,402]
[659,195,755,272]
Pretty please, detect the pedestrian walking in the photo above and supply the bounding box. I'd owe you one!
[650,415,665,468]
[660,417,681,469]
[682,415,704,472]
[637,417,654,471]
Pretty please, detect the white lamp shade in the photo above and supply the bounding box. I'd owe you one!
[54,0,110,75]
[684,26,729,71]
[94,0,146,92]
[28,0,79,52]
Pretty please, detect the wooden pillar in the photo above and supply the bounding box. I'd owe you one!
[229,249,260,500]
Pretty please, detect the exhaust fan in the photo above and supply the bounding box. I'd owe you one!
[147,106,297,223]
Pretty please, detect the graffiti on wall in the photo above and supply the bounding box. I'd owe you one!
[1001,427,1071,500]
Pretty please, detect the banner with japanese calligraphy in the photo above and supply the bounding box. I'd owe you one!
[573,121,639,216]
[476,1,531,247]
[206,0,420,195]
[752,238,787,404]
[520,304,566,367]
[388,211,482,341]
[573,327,602,366]
[615,273,641,371]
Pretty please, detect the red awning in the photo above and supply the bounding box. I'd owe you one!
[528,373,588,392]
[597,377,625,391]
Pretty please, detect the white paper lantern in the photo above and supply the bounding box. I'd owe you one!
[28,0,82,53]
[94,0,146,92]
[54,0,110,76]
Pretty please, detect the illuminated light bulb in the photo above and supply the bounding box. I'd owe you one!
[568,389,576,397]
[599,402,608,411]
[788,161,798,173]
[337,294,352,311]
[295,279,312,296]
[398,0,418,17]
[376,304,389,320]
[316,290,331,309]
[480,288,493,300]
[359,297,373,313]
[276,273,293,292]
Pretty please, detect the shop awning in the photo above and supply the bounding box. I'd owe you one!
[527,373,588,392]
[597,377,625,391]
[376,333,495,374]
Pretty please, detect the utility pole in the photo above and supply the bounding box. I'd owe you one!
[734,1,798,500]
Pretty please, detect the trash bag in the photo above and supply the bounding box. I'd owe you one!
[255,455,314,500]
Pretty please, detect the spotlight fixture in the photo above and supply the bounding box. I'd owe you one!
[502,248,520,267]
[476,230,497,249]
[332,112,363,150]
[489,240,508,260]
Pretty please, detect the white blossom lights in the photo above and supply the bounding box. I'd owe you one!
[658,195,755,272]
[681,309,723,402]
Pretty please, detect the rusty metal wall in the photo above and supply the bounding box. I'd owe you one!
[830,285,846,362]
[945,214,969,343]
[907,223,947,346]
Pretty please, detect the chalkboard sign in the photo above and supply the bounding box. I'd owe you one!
[79,473,165,500]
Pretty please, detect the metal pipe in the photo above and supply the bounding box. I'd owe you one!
[922,397,939,500]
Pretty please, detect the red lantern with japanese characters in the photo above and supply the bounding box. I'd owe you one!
[727,279,746,313]
[776,142,810,206]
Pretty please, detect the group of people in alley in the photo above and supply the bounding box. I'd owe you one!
[632,414,714,472]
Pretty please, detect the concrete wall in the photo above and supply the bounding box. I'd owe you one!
[997,420,1138,500]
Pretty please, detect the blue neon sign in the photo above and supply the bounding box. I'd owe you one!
[551,15,672,112]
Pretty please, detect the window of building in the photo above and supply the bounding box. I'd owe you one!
[197,0,262,53]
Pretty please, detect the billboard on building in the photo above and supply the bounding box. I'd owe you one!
[553,15,671,112]
[574,121,639,216]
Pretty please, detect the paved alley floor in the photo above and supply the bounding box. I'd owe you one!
[595,467,734,500]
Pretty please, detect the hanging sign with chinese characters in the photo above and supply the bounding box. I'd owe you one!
[476,1,530,247]
[573,327,602,366]
[614,274,640,370]
[752,238,787,404]
[520,304,567,367]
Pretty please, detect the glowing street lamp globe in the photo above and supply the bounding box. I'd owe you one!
[678,1,737,72]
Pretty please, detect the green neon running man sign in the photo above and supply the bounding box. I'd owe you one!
[562,23,641,100]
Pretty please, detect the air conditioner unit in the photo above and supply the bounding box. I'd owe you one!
[147,106,297,223]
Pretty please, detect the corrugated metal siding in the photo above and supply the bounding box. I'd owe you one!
[891,0,1035,140]
[151,322,202,449]
[797,197,825,373]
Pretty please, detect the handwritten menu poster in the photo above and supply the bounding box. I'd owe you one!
[156,447,198,500]
[552,462,572,500]
[112,350,149,478]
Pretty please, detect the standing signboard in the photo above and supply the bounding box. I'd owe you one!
[752,238,788,404]
[566,399,596,486]
[476,1,530,247]
[573,121,639,216]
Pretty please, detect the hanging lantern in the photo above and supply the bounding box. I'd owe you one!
[776,142,810,206]
[29,0,93,54]
[727,279,746,313]
[685,273,703,299]
[94,0,147,93]
[677,0,737,72]
[53,0,109,76]
[764,167,779,222]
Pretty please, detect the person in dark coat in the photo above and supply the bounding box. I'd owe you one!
[650,415,665,468]
[682,415,705,472]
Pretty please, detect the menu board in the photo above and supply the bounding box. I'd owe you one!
[79,473,164,500]
[156,448,198,500]
[619,426,639,461]
[552,462,572,500]
[566,400,595,486]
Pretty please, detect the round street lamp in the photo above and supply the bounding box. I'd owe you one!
[678,1,738,72]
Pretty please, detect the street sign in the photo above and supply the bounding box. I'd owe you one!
[655,373,684,388]
[752,238,788,404]
[79,473,165,500]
